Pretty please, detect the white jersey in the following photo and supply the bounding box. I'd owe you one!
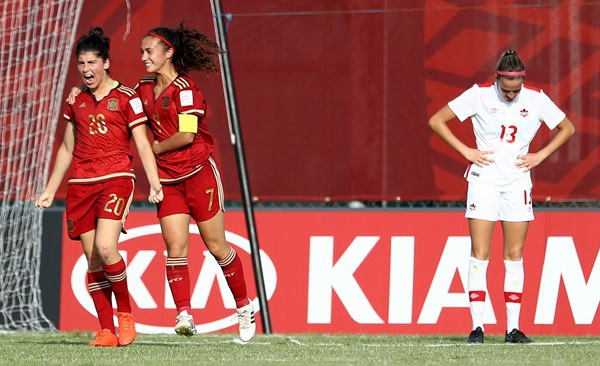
[448,81,565,191]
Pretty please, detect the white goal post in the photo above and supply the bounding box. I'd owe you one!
[0,0,84,330]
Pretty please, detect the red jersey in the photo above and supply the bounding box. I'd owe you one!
[136,74,214,184]
[63,82,147,183]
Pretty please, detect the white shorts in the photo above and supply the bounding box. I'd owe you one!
[465,183,534,222]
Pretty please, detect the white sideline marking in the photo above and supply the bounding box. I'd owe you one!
[302,340,600,348]
[426,340,600,347]
[134,338,600,348]
[285,337,303,345]
[22,335,600,348]
[138,338,272,346]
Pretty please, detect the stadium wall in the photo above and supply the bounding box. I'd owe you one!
[42,208,600,336]
[47,0,600,203]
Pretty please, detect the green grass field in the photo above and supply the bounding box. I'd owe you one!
[0,332,599,365]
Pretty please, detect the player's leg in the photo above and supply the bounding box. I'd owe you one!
[197,210,250,307]
[157,180,197,337]
[466,219,494,343]
[501,221,532,343]
[500,188,533,343]
[94,178,136,346]
[66,183,118,347]
[160,211,195,337]
[95,179,134,315]
[192,158,255,342]
[464,183,499,343]
[95,218,136,345]
[196,210,255,342]
[95,218,128,310]
[81,230,119,347]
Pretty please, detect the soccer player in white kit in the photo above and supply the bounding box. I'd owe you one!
[428,50,575,343]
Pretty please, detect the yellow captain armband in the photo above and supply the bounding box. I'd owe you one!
[178,114,198,133]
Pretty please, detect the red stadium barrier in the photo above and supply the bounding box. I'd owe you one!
[59,210,600,335]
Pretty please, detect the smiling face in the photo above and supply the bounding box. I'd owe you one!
[77,51,109,91]
[140,36,173,74]
[497,76,524,102]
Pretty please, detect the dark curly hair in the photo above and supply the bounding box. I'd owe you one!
[147,22,223,75]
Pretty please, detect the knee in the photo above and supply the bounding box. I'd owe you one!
[95,242,118,263]
[504,252,523,261]
[471,249,490,261]
[504,245,524,261]
[206,242,231,261]
[165,240,189,257]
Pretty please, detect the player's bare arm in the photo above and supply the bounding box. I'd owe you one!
[516,118,575,172]
[429,105,493,167]
[35,123,75,208]
[152,131,195,156]
[131,124,164,203]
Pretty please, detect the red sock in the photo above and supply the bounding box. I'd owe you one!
[166,257,191,313]
[102,259,131,313]
[218,249,249,308]
[87,271,115,332]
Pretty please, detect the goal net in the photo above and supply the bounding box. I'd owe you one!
[0,0,83,330]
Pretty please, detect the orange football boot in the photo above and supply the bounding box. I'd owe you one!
[117,312,137,346]
[88,329,118,347]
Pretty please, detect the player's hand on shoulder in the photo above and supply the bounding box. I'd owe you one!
[66,85,83,105]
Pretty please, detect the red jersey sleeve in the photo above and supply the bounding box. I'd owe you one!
[174,77,206,118]
[117,85,148,129]
[63,102,75,122]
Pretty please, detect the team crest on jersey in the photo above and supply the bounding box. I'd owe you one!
[162,96,170,108]
[67,218,76,233]
[107,98,119,111]
[520,108,529,117]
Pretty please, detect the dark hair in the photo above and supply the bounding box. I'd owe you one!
[496,49,525,79]
[76,27,110,61]
[147,22,223,75]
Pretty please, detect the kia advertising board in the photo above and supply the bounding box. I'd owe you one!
[59,210,600,335]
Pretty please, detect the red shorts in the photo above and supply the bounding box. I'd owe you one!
[157,157,224,222]
[65,178,134,240]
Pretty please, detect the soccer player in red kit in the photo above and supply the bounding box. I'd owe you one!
[137,24,255,342]
[36,27,163,347]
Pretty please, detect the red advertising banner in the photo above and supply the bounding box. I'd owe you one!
[59,210,600,336]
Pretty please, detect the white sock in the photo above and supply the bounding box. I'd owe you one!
[468,256,489,331]
[504,258,524,332]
